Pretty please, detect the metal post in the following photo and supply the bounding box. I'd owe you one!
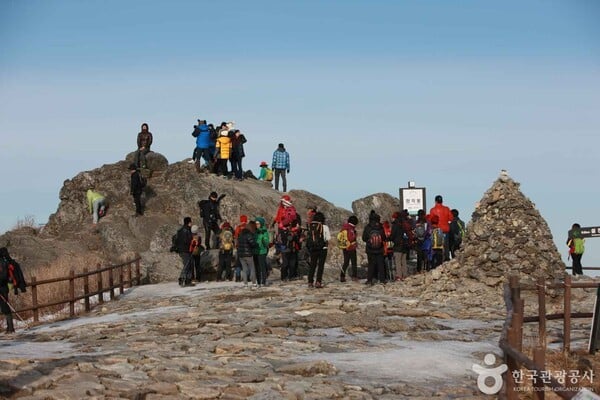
[564,275,572,352]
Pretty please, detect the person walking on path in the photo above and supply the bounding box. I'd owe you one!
[0,247,26,334]
[306,211,330,288]
[86,189,106,225]
[175,217,194,287]
[339,215,359,282]
[237,220,258,287]
[271,143,290,192]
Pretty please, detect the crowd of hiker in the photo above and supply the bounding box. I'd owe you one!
[166,191,468,289]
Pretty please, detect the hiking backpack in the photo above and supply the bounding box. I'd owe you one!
[367,227,384,250]
[414,223,427,242]
[198,200,208,219]
[280,206,298,228]
[431,228,445,250]
[337,229,350,250]
[169,232,178,252]
[275,229,291,252]
[220,230,234,252]
[306,222,326,251]
[573,237,585,255]
[265,168,273,182]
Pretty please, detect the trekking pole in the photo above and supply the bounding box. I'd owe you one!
[0,293,25,322]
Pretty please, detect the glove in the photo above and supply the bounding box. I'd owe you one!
[286,169,290,174]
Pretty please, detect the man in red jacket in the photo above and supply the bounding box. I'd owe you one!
[429,195,453,262]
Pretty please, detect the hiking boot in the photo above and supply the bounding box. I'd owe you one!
[178,278,184,286]
[315,282,323,289]
[340,276,346,283]
[5,315,14,334]
[308,282,314,288]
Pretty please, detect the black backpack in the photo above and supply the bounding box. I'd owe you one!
[198,200,209,219]
[306,222,326,251]
[367,226,384,250]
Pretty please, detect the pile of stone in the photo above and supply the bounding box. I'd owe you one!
[404,171,566,304]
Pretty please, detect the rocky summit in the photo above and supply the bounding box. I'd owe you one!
[0,159,584,399]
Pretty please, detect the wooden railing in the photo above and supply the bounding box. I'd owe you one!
[500,275,599,399]
[13,256,142,324]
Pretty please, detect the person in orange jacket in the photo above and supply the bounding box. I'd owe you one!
[429,195,453,262]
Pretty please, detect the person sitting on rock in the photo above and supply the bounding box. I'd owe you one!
[86,189,106,225]
[135,123,153,169]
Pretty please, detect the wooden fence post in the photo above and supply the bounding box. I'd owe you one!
[533,346,545,400]
[83,268,90,312]
[564,275,572,352]
[119,265,124,295]
[136,256,141,286]
[31,276,39,323]
[537,276,546,350]
[69,270,75,317]
[97,264,104,304]
[127,261,133,288]
[109,267,115,300]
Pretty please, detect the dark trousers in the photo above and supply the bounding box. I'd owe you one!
[230,157,243,179]
[133,193,143,215]
[203,221,220,249]
[366,253,385,283]
[282,251,298,280]
[308,249,327,284]
[178,253,193,284]
[218,251,233,280]
[256,254,267,285]
[341,249,357,279]
[431,249,444,269]
[572,253,583,275]
[193,255,201,281]
[274,169,287,192]
[216,158,228,176]
[416,246,428,272]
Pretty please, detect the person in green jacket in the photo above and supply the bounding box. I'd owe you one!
[86,189,106,224]
[254,217,270,287]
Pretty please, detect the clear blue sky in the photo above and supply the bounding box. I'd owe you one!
[1,1,599,269]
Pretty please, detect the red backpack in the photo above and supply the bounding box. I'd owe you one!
[280,206,298,227]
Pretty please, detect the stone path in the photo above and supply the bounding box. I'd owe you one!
[0,279,506,399]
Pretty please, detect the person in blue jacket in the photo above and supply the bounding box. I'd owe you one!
[192,119,213,172]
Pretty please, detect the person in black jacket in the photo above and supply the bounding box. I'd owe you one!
[0,247,26,333]
[236,221,257,287]
[129,163,144,216]
[229,130,247,180]
[362,210,386,285]
[198,191,225,249]
[175,217,194,287]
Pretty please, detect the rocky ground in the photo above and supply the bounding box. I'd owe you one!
[0,276,508,400]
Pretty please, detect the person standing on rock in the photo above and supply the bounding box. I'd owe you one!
[86,189,106,225]
[429,195,453,262]
[175,217,194,287]
[129,163,145,216]
[362,210,386,285]
[230,130,247,181]
[192,120,213,172]
[271,143,290,192]
[339,215,359,282]
[198,192,225,249]
[135,123,153,169]
[237,220,258,288]
[215,129,232,177]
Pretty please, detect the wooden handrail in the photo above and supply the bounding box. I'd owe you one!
[13,256,142,324]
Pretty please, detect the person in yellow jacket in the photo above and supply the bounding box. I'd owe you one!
[215,130,232,177]
[86,189,106,224]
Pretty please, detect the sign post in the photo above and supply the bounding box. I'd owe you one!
[589,287,600,354]
[399,183,426,216]
[579,226,600,238]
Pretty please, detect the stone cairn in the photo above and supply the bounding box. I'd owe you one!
[407,171,565,302]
